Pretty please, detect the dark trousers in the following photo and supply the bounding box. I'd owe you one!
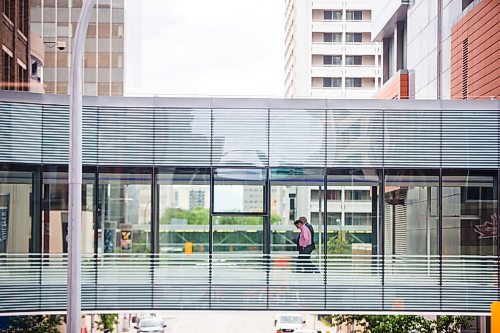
[297,245,314,272]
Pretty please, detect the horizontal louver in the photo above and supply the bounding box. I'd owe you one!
[43,104,69,164]
[442,110,499,168]
[213,109,268,167]
[98,106,154,165]
[327,109,383,168]
[270,109,325,167]
[384,109,441,168]
[0,102,42,163]
[83,106,98,165]
[0,96,498,168]
[155,108,211,166]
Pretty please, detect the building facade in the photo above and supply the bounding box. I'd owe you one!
[30,0,124,96]
[1,0,30,91]
[372,0,499,100]
[284,0,382,98]
[450,0,499,99]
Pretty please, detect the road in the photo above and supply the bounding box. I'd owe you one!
[126,311,332,333]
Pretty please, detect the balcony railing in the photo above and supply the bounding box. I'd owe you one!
[0,253,497,314]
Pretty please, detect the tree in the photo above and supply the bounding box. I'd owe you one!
[95,314,119,333]
[325,314,472,333]
[0,315,63,333]
[327,234,351,254]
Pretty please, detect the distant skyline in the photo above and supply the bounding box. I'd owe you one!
[125,0,285,97]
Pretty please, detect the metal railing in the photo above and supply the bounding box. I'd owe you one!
[0,253,497,314]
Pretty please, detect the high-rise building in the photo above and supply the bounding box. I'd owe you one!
[31,0,125,96]
[284,0,382,98]
[1,0,30,91]
[372,0,499,100]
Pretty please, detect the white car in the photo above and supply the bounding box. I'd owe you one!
[274,313,305,333]
[134,315,167,333]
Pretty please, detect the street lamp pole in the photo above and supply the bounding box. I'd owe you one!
[68,0,95,332]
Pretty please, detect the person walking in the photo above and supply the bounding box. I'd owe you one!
[294,219,313,272]
[299,216,319,273]
[299,216,316,252]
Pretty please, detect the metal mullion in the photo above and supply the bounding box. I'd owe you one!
[323,168,327,310]
[92,167,99,310]
[32,165,42,254]
[379,167,385,311]
[209,167,214,309]
[151,167,158,254]
[438,168,443,311]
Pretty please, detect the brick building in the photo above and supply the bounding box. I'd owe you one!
[1,0,30,91]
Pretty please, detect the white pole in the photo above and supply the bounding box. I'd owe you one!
[68,1,95,332]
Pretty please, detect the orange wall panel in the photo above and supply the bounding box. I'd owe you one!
[376,73,409,99]
[451,0,500,99]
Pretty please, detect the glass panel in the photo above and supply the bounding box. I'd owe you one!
[213,168,266,213]
[384,171,439,256]
[0,171,33,253]
[442,171,497,255]
[42,169,94,254]
[270,168,324,255]
[158,168,209,254]
[213,216,263,253]
[327,169,380,255]
[97,170,151,253]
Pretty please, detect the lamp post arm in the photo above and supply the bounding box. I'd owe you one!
[68,0,95,332]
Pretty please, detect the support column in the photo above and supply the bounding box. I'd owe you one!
[68,1,95,332]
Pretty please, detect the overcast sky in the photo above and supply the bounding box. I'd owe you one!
[124,0,285,97]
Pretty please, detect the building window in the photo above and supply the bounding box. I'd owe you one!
[346,78,362,88]
[323,33,342,43]
[323,55,342,65]
[324,10,342,21]
[346,10,363,21]
[17,63,27,91]
[345,213,371,226]
[346,190,370,201]
[18,0,28,35]
[2,50,13,90]
[346,55,362,65]
[323,77,342,88]
[346,33,363,43]
[462,0,474,10]
[2,0,13,20]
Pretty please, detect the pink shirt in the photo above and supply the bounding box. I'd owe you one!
[298,224,312,248]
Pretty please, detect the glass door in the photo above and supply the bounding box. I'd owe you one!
[212,168,268,254]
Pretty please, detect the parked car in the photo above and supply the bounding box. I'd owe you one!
[274,313,305,333]
[134,315,167,333]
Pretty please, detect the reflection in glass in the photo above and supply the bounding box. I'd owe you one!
[384,172,438,256]
[0,171,33,253]
[213,168,266,213]
[213,168,266,253]
[270,168,324,254]
[97,171,151,253]
[213,216,263,253]
[158,169,209,254]
[442,171,497,255]
[42,170,94,254]
[327,169,379,255]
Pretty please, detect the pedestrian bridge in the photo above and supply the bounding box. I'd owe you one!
[0,253,497,315]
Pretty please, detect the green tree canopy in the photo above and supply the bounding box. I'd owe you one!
[160,207,282,225]
[326,314,472,333]
[1,315,63,333]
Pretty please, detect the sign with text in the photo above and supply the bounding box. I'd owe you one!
[0,193,10,253]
